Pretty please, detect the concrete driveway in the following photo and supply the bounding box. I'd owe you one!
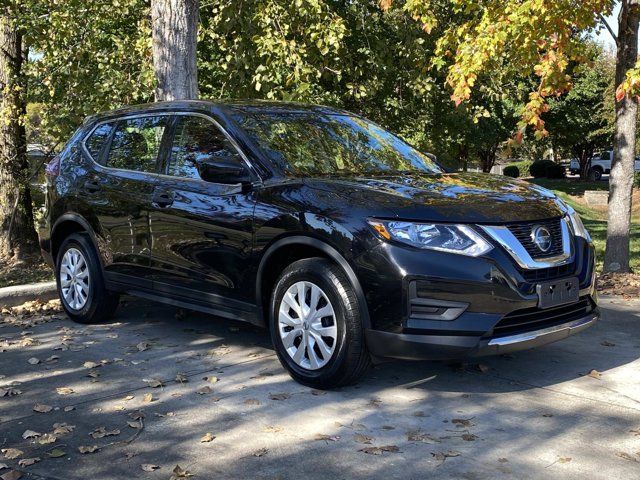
[1,296,639,479]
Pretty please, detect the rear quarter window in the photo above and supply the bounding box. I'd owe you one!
[85,123,113,164]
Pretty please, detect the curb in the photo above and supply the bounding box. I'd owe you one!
[0,281,58,308]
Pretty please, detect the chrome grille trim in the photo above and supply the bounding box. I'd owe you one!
[480,217,574,270]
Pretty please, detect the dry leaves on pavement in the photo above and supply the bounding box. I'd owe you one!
[200,433,216,443]
[169,465,194,479]
[359,445,400,455]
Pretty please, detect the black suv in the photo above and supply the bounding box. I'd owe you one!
[40,100,599,388]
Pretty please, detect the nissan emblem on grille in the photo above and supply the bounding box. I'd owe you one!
[531,226,552,252]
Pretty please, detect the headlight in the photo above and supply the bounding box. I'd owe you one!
[368,220,493,256]
[566,207,591,242]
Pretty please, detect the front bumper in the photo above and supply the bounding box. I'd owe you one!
[365,308,599,361]
[355,232,598,361]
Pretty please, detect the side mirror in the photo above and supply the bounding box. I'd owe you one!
[198,154,252,185]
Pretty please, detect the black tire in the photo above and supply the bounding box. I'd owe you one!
[55,233,119,324]
[270,258,371,389]
[588,167,602,181]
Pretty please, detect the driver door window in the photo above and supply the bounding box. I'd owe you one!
[168,115,244,181]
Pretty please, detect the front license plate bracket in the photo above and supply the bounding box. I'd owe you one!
[536,277,579,309]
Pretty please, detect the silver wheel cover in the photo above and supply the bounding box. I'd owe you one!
[60,247,90,311]
[278,281,338,370]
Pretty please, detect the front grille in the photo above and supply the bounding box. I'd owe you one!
[519,263,575,283]
[508,218,564,259]
[492,297,593,337]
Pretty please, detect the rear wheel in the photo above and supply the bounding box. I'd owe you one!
[270,258,370,389]
[56,233,119,324]
[588,167,603,181]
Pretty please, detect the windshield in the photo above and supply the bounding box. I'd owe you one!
[233,111,442,176]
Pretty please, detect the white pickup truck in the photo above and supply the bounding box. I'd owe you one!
[569,150,640,180]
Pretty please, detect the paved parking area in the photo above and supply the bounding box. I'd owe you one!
[1,296,639,479]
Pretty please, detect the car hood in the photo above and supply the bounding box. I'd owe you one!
[302,172,565,224]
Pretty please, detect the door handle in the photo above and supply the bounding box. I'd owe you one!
[152,191,174,208]
[83,179,101,193]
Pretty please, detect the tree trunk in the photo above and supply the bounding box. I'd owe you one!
[604,0,639,273]
[0,9,38,261]
[151,0,199,101]
[478,144,498,173]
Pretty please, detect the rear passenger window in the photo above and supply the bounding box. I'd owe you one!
[85,123,113,162]
[105,116,168,172]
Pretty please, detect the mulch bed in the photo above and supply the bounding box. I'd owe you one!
[0,254,53,289]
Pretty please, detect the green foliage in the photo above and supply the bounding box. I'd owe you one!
[502,165,519,178]
[529,160,556,178]
[634,172,640,189]
[545,163,566,179]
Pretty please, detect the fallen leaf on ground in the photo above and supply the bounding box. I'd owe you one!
[432,450,461,463]
[311,389,327,396]
[78,446,99,454]
[141,464,160,472]
[462,433,477,441]
[203,376,218,384]
[200,432,216,443]
[137,342,151,352]
[269,393,290,401]
[56,387,74,395]
[0,387,21,397]
[37,434,57,445]
[615,452,638,462]
[314,433,340,442]
[588,369,602,379]
[368,398,382,407]
[0,463,7,470]
[83,361,100,369]
[196,386,212,395]
[601,341,616,347]
[169,465,194,479]
[47,448,66,458]
[64,406,75,412]
[27,358,40,365]
[407,431,440,444]
[542,413,553,418]
[558,457,572,464]
[381,425,395,431]
[451,418,475,428]
[33,403,52,413]
[143,393,154,403]
[45,355,59,363]
[0,470,22,480]
[128,420,143,429]
[413,410,426,417]
[1,450,22,460]
[22,430,40,439]
[360,445,399,455]
[498,458,509,463]
[53,423,75,435]
[244,398,260,405]
[354,433,373,444]
[123,395,135,401]
[90,427,120,439]
[263,425,283,433]
[252,448,268,457]
[18,458,40,467]
[146,379,163,388]
[175,374,188,383]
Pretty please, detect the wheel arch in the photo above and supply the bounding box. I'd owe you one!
[256,236,371,330]
[51,213,104,267]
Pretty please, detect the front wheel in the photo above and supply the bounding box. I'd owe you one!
[56,233,119,324]
[270,258,370,389]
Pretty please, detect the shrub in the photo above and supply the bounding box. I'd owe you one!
[634,171,640,188]
[503,165,520,178]
[545,163,566,179]
[529,160,556,178]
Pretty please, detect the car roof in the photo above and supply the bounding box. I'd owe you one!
[83,99,350,124]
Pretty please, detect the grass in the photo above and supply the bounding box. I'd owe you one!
[529,178,640,272]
